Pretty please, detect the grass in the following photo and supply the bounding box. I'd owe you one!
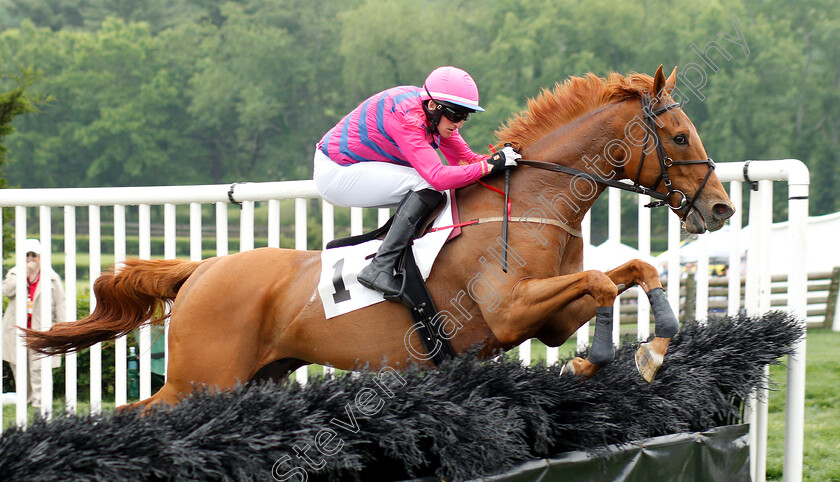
[766,328,840,481]
[3,400,116,429]
[3,329,838,481]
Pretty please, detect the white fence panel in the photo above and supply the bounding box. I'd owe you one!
[0,161,808,482]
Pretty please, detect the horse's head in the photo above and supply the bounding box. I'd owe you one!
[495,67,735,233]
[625,65,735,233]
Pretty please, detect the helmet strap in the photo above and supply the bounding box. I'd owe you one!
[424,100,443,135]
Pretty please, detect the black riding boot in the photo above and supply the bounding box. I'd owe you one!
[357,188,444,296]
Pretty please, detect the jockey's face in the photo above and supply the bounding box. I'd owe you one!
[436,112,464,138]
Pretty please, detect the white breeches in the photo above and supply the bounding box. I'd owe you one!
[313,148,435,209]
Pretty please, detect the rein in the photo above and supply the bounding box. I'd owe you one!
[515,94,716,215]
[515,159,670,203]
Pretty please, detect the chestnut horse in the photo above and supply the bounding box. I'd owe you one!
[26,66,734,410]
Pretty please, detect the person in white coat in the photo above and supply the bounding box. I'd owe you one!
[2,239,65,408]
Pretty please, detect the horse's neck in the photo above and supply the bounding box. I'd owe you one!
[516,102,632,228]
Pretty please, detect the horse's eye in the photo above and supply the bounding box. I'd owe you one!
[674,134,688,145]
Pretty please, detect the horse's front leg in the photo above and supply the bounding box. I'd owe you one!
[539,259,679,382]
[487,270,619,379]
[603,259,679,382]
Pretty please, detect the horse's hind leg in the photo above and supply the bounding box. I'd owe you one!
[118,384,183,413]
[116,309,267,413]
[117,360,256,413]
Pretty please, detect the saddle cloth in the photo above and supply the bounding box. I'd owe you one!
[318,191,454,319]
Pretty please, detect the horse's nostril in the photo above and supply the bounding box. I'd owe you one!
[714,203,735,220]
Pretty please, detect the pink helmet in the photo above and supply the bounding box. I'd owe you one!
[422,66,484,112]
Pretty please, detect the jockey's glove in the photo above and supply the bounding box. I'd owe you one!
[487,145,521,174]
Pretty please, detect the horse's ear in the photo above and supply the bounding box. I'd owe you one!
[665,66,678,87]
[652,65,666,97]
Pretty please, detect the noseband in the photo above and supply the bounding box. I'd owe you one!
[516,94,716,218]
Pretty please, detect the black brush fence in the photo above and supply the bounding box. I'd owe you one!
[0,312,803,481]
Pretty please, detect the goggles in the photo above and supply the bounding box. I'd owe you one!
[424,86,472,123]
[438,103,470,123]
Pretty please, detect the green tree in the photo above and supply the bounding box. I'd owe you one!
[185,3,317,182]
[0,59,44,254]
[0,19,204,187]
[791,0,840,215]
[0,0,837,225]
[0,0,87,31]
[0,0,208,33]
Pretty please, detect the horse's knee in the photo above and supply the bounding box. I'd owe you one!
[628,259,660,280]
[631,259,663,291]
[608,259,662,294]
[583,270,618,306]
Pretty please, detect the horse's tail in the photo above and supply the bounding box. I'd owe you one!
[24,258,205,356]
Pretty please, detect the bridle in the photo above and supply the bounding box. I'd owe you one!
[634,93,716,216]
[516,93,716,217]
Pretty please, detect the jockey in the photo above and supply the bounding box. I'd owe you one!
[314,66,520,296]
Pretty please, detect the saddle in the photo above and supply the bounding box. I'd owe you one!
[326,222,456,367]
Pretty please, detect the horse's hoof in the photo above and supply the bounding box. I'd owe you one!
[561,360,576,377]
[562,357,597,378]
[635,342,664,383]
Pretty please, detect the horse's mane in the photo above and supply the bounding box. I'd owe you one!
[495,72,655,149]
